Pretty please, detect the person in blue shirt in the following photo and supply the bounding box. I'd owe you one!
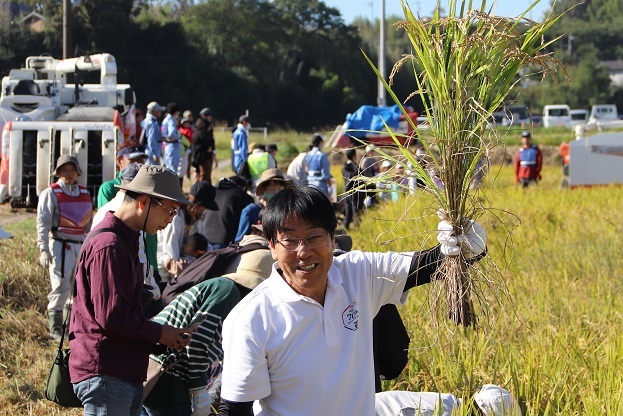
[232,115,250,174]
[305,133,332,198]
[143,102,164,165]
[162,102,182,175]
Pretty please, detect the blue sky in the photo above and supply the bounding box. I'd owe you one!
[323,0,554,23]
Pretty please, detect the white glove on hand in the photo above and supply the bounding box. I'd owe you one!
[39,250,51,268]
[437,219,487,258]
[189,386,216,416]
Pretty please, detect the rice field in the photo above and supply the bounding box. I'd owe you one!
[1,162,622,414]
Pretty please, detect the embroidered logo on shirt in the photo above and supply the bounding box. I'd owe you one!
[342,302,359,331]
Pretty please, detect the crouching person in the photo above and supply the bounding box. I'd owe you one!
[142,249,274,416]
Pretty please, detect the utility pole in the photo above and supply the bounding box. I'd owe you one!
[63,0,70,59]
[377,0,386,107]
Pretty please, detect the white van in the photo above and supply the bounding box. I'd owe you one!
[569,109,589,127]
[589,104,619,122]
[542,104,571,128]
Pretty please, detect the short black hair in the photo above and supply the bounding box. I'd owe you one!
[167,102,179,115]
[190,233,209,252]
[262,186,337,243]
[345,148,357,161]
[267,143,278,153]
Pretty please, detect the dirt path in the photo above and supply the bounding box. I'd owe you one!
[0,205,35,227]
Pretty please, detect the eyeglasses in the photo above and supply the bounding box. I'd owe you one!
[276,232,329,252]
[151,197,178,217]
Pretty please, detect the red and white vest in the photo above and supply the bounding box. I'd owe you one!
[51,183,92,235]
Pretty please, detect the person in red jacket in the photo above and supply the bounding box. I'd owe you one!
[514,131,542,188]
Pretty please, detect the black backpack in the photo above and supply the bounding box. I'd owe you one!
[161,242,269,306]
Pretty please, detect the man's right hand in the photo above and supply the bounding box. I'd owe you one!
[39,250,51,268]
[159,325,191,351]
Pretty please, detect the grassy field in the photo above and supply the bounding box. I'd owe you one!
[1,133,622,414]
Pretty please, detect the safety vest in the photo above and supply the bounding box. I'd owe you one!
[51,183,92,235]
[247,152,269,180]
[518,146,539,166]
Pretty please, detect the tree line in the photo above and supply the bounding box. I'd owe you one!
[1,0,622,130]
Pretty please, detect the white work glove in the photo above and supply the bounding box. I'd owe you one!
[189,385,216,416]
[39,250,51,268]
[437,219,487,258]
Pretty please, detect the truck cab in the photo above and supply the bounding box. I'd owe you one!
[542,104,571,128]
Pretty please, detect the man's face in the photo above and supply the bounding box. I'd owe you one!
[521,136,531,146]
[143,197,180,235]
[57,163,79,185]
[268,216,335,298]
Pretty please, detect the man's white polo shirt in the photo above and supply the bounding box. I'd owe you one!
[221,250,413,416]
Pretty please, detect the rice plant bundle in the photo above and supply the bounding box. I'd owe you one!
[363,0,566,327]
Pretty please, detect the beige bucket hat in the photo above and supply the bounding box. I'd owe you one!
[117,165,192,205]
[255,168,293,196]
[54,154,82,176]
[223,249,274,289]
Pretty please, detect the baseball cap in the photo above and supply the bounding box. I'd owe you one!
[311,133,325,146]
[521,131,531,138]
[200,107,213,116]
[181,117,191,125]
[189,181,218,209]
[147,101,165,113]
[117,146,147,160]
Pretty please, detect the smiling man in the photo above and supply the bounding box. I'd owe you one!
[218,186,487,416]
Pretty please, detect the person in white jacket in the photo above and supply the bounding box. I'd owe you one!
[36,155,92,340]
[157,181,216,281]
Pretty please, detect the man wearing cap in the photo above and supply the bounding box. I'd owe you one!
[514,131,542,188]
[143,101,165,165]
[69,165,193,415]
[232,115,250,174]
[305,133,332,198]
[162,102,182,175]
[37,155,93,341]
[234,168,293,243]
[158,180,217,282]
[217,186,487,416]
[143,249,274,416]
[97,143,148,209]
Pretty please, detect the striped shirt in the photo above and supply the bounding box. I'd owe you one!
[150,277,241,388]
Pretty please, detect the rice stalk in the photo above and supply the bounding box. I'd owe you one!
[358,0,569,327]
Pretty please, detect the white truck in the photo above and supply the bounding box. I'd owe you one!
[0,53,135,207]
[542,104,571,128]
